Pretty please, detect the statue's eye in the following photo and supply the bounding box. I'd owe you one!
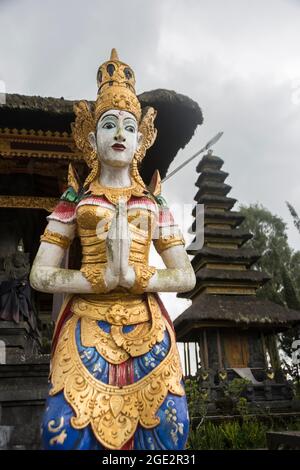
[103,122,116,129]
[125,125,135,133]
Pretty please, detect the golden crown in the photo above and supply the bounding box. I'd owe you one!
[95,48,142,123]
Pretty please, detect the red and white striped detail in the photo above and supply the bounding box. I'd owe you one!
[47,201,77,224]
[157,207,177,228]
[127,196,158,214]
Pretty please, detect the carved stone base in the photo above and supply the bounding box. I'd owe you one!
[0,359,49,449]
[0,321,41,364]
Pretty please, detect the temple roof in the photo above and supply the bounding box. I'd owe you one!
[192,194,237,211]
[0,90,203,184]
[191,247,260,267]
[187,228,252,253]
[174,294,300,340]
[190,210,245,231]
[195,169,229,186]
[196,153,223,172]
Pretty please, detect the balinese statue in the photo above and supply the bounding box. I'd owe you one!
[30,49,196,450]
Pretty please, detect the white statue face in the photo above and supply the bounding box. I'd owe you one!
[89,109,141,168]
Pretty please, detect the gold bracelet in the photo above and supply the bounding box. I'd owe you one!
[154,234,185,255]
[40,229,72,250]
[80,264,109,293]
[130,265,156,294]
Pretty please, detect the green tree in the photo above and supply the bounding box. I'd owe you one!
[239,204,300,392]
[239,203,300,304]
[287,202,300,235]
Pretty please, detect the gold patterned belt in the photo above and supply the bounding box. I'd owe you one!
[71,292,150,325]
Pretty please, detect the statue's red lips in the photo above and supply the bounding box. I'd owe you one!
[111,143,126,151]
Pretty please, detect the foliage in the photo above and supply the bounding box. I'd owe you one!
[222,378,250,400]
[287,202,300,235]
[184,378,208,425]
[185,378,300,450]
[239,203,300,304]
[239,203,300,393]
[187,419,267,450]
[216,378,250,415]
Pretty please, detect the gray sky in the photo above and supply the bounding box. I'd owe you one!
[1,0,300,319]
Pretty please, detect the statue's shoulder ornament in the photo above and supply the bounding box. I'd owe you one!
[60,164,85,205]
[47,164,84,225]
[147,169,168,208]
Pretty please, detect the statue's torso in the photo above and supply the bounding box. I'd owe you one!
[76,194,157,269]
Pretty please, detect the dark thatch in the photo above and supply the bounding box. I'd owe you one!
[195,268,270,284]
[191,247,260,268]
[196,154,223,172]
[174,294,300,340]
[195,169,229,186]
[194,182,232,199]
[190,210,245,231]
[0,90,203,184]
[192,195,237,211]
[187,228,252,254]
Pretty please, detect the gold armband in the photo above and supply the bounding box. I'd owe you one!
[130,265,156,294]
[80,264,108,294]
[40,229,72,250]
[154,234,185,255]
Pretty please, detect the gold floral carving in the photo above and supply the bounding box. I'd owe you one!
[109,293,165,357]
[40,229,72,249]
[49,315,184,450]
[71,294,150,325]
[95,89,142,124]
[80,316,130,364]
[153,234,185,255]
[71,293,165,359]
[134,107,157,163]
[0,127,82,160]
[95,49,142,123]
[80,264,108,293]
[0,195,58,212]
[88,179,140,205]
[67,163,80,193]
[130,265,156,294]
[71,101,97,175]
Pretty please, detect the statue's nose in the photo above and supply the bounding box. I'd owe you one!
[114,127,126,142]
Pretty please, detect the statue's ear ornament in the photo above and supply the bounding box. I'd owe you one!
[135,106,157,163]
[71,101,100,188]
[67,163,80,194]
[71,101,96,169]
[148,169,161,197]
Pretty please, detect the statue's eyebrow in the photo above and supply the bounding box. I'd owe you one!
[123,117,137,126]
[100,113,118,122]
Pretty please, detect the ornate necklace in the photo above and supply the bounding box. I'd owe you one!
[87,175,148,205]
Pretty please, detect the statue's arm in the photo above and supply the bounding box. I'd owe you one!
[29,219,94,294]
[145,199,196,293]
[146,243,196,293]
